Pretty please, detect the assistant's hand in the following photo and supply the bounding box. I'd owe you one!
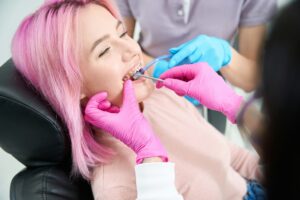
[156,62,243,123]
[152,60,169,79]
[84,80,168,163]
[168,35,232,71]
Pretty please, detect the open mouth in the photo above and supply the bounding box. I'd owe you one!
[123,62,142,81]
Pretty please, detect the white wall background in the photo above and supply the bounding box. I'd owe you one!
[0,2,44,200]
[0,0,293,200]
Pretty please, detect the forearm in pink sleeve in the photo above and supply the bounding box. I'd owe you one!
[228,141,263,181]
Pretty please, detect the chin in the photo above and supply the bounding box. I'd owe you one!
[134,79,154,103]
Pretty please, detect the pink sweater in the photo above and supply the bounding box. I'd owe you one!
[92,88,262,200]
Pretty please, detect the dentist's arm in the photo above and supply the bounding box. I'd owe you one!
[164,29,265,92]
[84,80,183,200]
[220,25,266,92]
[157,62,244,124]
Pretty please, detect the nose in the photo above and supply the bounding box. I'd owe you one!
[118,37,140,62]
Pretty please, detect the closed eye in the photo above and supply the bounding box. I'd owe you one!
[98,30,127,58]
[120,31,127,38]
[98,47,110,58]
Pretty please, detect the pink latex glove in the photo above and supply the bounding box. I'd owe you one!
[156,62,243,123]
[84,80,168,164]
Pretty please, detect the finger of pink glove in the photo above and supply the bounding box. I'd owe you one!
[156,81,164,89]
[162,78,189,96]
[106,106,120,113]
[99,101,120,113]
[85,92,108,111]
[98,100,111,110]
[122,80,138,110]
[159,64,189,80]
[156,65,189,89]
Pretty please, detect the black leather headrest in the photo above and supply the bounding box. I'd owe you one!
[0,59,70,167]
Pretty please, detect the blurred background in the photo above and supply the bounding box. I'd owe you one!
[0,0,292,199]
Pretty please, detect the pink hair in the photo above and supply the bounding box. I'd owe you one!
[11,0,120,180]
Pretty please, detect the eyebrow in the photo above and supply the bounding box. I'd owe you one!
[90,21,123,53]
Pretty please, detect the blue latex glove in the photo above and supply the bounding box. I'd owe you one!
[168,35,232,71]
[153,58,191,78]
[152,60,169,79]
[184,95,200,106]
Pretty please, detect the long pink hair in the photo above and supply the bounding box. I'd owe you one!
[11,0,120,180]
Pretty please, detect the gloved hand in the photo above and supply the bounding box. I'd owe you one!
[152,60,169,79]
[84,80,168,164]
[156,62,243,123]
[168,35,232,71]
[153,60,200,106]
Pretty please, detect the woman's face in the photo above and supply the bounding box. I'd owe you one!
[78,4,154,106]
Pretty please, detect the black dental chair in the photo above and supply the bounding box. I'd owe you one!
[0,59,94,200]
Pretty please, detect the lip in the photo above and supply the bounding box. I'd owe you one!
[123,58,143,81]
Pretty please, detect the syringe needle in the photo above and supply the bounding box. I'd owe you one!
[138,74,164,82]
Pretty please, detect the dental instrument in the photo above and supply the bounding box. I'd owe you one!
[132,54,171,80]
[136,74,164,82]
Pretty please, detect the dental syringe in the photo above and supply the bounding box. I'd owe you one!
[132,54,171,81]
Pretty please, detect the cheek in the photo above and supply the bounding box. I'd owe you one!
[101,69,124,106]
[82,60,125,103]
[95,76,124,106]
[83,69,124,105]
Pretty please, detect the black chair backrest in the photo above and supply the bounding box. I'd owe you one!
[0,59,70,167]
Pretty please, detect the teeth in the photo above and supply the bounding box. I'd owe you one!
[130,64,142,75]
[123,63,142,81]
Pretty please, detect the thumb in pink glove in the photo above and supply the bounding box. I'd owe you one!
[84,80,168,164]
[156,62,243,123]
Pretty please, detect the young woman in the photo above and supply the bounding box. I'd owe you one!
[12,1,261,199]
